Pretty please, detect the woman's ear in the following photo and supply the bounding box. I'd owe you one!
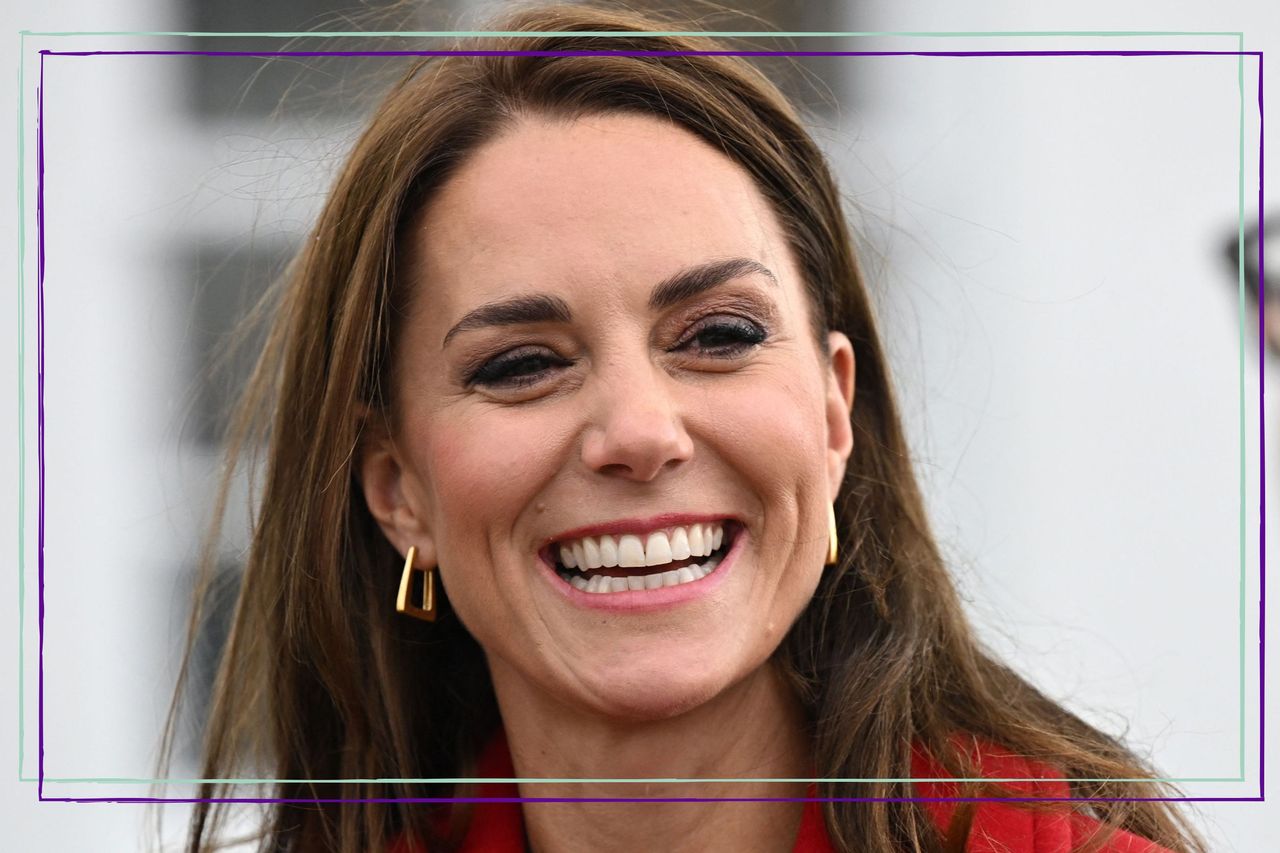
[823,331,856,499]
[356,406,438,569]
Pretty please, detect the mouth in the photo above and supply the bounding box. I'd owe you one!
[542,519,741,594]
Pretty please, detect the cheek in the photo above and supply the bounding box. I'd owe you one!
[411,409,571,559]
[710,370,829,494]
[706,364,830,614]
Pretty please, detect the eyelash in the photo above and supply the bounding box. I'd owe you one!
[679,316,768,354]
[465,316,769,390]
[467,346,572,389]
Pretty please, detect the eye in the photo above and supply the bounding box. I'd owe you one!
[675,316,768,358]
[467,346,572,389]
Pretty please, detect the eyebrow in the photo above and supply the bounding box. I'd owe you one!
[649,256,778,312]
[441,293,571,348]
[441,257,778,348]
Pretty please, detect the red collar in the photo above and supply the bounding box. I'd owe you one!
[447,732,834,853]
[398,733,1173,853]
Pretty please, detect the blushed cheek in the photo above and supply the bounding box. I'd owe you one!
[725,376,827,484]
[406,415,543,643]
[711,372,829,595]
[417,411,570,559]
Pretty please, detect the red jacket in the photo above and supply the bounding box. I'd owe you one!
[393,734,1175,852]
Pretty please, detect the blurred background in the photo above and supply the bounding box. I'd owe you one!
[5,0,1277,849]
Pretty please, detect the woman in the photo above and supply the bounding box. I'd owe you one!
[169,4,1207,852]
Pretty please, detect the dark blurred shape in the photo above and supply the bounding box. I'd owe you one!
[182,0,851,120]
[183,0,469,118]
[183,239,293,446]
[178,559,243,763]
[1223,212,1277,357]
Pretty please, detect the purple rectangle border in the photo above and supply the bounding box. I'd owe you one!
[29,46,1266,805]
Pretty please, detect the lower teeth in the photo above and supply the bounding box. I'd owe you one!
[561,550,725,594]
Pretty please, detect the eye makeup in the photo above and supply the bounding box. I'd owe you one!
[453,281,783,392]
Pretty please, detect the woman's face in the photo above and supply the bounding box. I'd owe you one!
[362,113,855,720]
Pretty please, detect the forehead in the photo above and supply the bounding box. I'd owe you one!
[405,113,799,321]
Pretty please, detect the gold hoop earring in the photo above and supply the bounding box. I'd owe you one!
[825,503,839,566]
[396,545,436,622]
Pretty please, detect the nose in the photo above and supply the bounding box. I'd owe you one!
[580,361,694,482]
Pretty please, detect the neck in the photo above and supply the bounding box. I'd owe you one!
[488,659,811,853]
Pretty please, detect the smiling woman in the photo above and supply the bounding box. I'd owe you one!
[166,4,1207,853]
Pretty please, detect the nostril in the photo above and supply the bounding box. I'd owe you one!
[580,411,694,482]
[596,462,633,478]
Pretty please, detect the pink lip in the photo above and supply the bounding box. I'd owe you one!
[540,512,740,551]
[537,522,745,614]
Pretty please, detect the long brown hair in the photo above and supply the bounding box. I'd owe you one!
[165,4,1206,851]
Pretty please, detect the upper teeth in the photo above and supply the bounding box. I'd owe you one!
[558,522,726,570]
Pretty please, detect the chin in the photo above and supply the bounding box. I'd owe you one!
[571,659,738,722]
